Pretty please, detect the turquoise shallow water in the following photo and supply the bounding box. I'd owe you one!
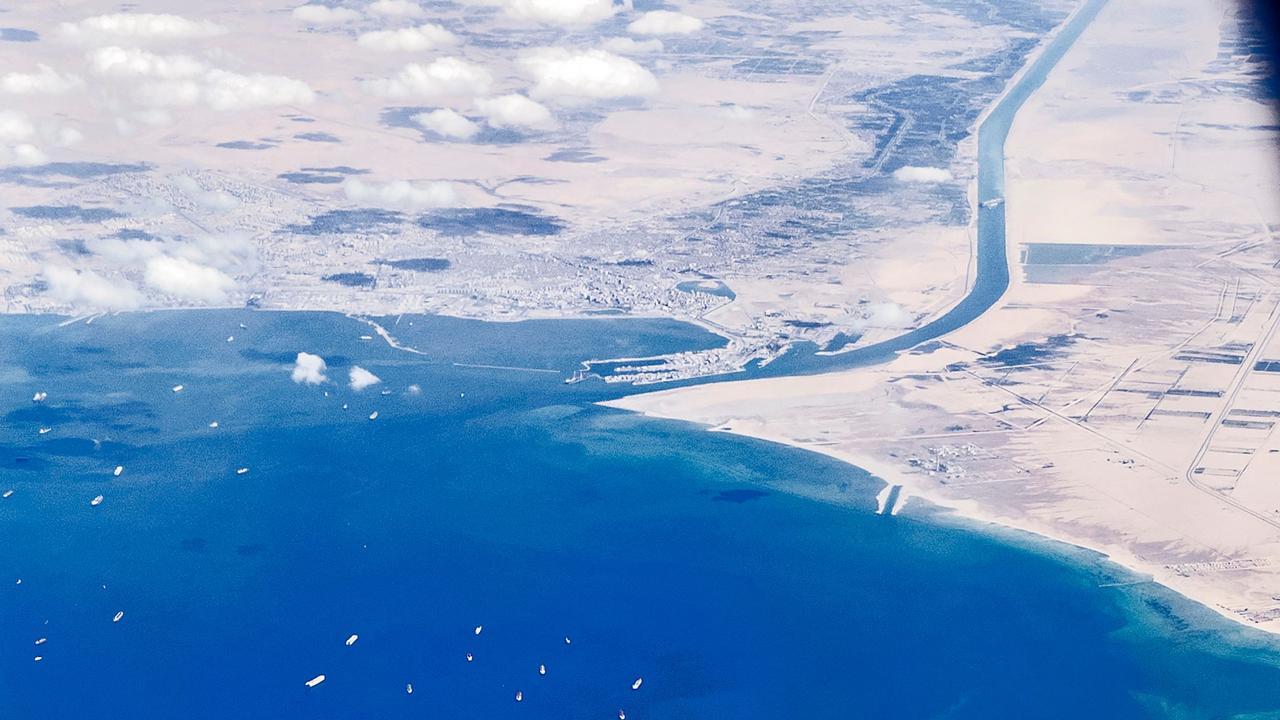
[3,310,1280,719]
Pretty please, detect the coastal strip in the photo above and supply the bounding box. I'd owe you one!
[606,0,1280,637]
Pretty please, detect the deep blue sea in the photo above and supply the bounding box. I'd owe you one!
[4,310,1280,720]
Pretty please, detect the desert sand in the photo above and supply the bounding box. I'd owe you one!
[607,0,1280,633]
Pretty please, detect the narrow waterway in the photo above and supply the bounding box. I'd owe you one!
[752,0,1112,379]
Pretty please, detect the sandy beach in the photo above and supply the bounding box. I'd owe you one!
[607,0,1280,635]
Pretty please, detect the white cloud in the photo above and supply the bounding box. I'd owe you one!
[59,13,226,42]
[721,103,754,120]
[56,127,85,146]
[292,352,328,384]
[349,366,382,391]
[368,0,425,17]
[80,219,253,294]
[0,111,34,142]
[600,37,663,54]
[0,112,79,165]
[857,303,913,329]
[520,48,659,101]
[474,94,556,130]
[627,10,704,36]
[143,255,236,303]
[0,144,48,166]
[357,24,457,52]
[154,235,254,281]
[133,80,201,107]
[1,65,83,94]
[42,266,144,310]
[892,166,953,183]
[413,108,479,139]
[135,69,314,111]
[85,232,255,280]
[292,5,362,24]
[130,108,174,127]
[202,70,315,110]
[363,57,491,98]
[501,0,616,25]
[343,178,459,210]
[88,47,312,112]
[174,176,239,211]
[183,233,257,272]
[88,46,206,79]
[82,236,161,265]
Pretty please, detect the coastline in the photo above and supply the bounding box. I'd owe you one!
[7,0,1278,655]
[14,307,1280,717]
[604,0,1280,642]
[49,300,1279,641]
[605,400,1280,643]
